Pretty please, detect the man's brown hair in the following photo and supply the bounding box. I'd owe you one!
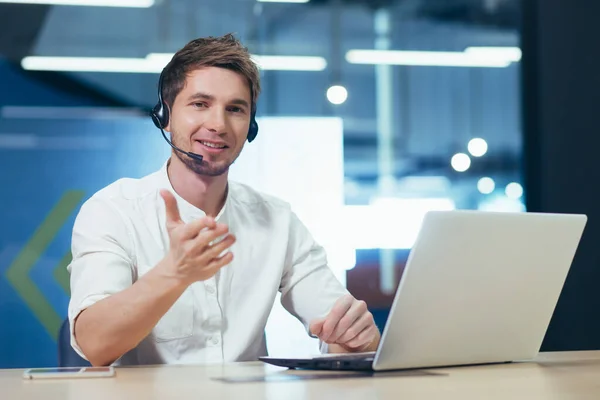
[161,33,261,113]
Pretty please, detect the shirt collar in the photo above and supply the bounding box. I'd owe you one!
[156,159,230,223]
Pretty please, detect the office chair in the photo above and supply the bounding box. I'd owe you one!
[58,318,91,367]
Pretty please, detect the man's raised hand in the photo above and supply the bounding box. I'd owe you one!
[159,189,235,285]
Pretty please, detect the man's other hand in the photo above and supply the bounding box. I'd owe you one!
[309,294,380,353]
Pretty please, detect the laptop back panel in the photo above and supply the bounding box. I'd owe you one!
[373,211,586,371]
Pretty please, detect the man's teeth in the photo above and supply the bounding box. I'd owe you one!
[200,141,225,149]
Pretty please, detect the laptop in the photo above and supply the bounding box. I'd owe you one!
[260,210,587,371]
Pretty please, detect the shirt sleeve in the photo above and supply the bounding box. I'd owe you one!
[279,211,349,350]
[67,195,135,360]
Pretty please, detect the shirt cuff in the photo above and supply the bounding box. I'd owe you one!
[319,340,330,354]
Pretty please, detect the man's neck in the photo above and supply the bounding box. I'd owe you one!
[166,157,228,217]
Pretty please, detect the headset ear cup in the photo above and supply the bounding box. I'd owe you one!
[161,103,169,128]
[151,103,162,129]
[247,115,259,142]
[151,102,169,129]
[152,68,169,130]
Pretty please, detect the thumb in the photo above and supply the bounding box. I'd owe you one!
[309,317,325,338]
[160,189,182,229]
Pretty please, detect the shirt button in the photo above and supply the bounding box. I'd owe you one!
[206,286,215,294]
[211,336,220,345]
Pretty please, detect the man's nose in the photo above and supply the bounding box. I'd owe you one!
[204,108,227,133]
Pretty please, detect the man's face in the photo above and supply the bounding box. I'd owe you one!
[166,67,252,176]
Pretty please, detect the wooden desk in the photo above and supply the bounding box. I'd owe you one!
[3,351,600,399]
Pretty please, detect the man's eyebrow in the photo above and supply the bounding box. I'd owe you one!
[187,92,215,101]
[187,92,250,108]
[229,98,250,108]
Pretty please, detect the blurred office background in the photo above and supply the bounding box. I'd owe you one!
[1,0,599,368]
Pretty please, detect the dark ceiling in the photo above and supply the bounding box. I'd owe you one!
[0,0,523,183]
[0,4,49,61]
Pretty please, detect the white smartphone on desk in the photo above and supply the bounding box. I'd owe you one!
[23,366,115,380]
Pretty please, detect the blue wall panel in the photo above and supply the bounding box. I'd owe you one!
[0,113,170,368]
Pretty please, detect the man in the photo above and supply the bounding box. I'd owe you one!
[67,34,380,367]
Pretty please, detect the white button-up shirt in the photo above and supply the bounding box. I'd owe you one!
[67,162,348,366]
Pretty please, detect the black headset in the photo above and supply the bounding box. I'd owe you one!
[150,67,259,162]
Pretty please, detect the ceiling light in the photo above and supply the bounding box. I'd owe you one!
[345,46,521,68]
[22,53,327,73]
[0,0,153,7]
[464,46,522,62]
[346,50,512,68]
[144,53,173,64]
[326,85,348,105]
[468,138,488,157]
[477,177,495,194]
[251,55,326,71]
[257,0,309,2]
[451,153,471,172]
[21,56,163,73]
[505,182,524,199]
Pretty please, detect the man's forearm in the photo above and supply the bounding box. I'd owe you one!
[74,260,187,366]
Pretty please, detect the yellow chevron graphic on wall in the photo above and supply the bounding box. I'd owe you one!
[5,190,85,340]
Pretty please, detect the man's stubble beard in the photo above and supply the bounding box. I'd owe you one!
[171,132,242,177]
